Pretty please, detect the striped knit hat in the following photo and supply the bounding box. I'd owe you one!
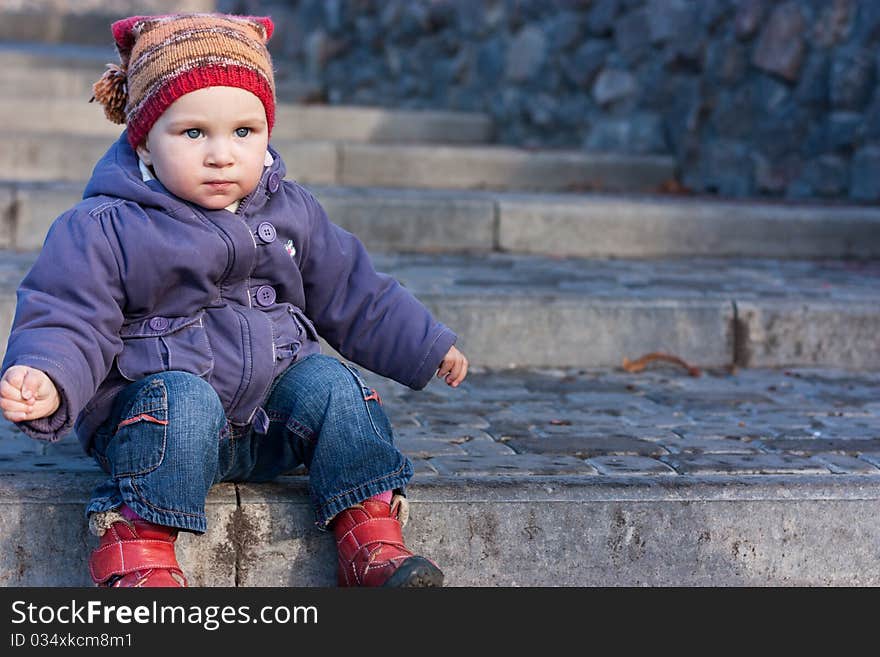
[92,13,276,149]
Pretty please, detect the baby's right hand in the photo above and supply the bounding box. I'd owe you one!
[0,365,60,422]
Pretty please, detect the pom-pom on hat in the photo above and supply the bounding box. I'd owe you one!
[91,13,276,149]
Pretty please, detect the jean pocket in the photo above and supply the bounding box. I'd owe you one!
[105,378,169,477]
[117,310,214,382]
[341,362,391,440]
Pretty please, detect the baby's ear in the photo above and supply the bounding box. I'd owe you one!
[135,141,152,165]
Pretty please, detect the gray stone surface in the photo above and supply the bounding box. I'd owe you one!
[2,364,880,585]
[6,2,880,200]
[0,250,878,369]
[0,97,491,144]
[752,3,807,81]
[11,182,83,251]
[497,193,880,258]
[8,181,880,259]
[338,143,675,193]
[0,187,12,250]
[1,133,673,194]
[736,300,880,369]
[313,186,495,254]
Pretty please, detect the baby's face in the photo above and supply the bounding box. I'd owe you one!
[137,86,269,211]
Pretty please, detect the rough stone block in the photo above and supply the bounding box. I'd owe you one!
[423,296,733,369]
[232,481,337,587]
[505,435,667,458]
[429,454,597,476]
[1,132,112,181]
[313,186,494,253]
[498,195,880,258]
[661,453,829,475]
[12,183,83,250]
[586,455,676,475]
[266,140,339,186]
[736,301,880,369]
[0,186,13,250]
[339,144,674,193]
[0,474,237,586]
[810,453,880,474]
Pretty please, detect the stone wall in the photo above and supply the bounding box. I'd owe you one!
[203,2,879,199]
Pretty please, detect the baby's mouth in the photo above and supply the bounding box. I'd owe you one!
[205,181,234,190]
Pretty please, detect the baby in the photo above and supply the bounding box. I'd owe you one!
[0,13,467,587]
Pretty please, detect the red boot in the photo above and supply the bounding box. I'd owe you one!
[88,505,187,587]
[332,496,443,587]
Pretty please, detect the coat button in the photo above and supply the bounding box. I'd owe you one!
[257,222,277,243]
[149,316,169,331]
[268,172,280,193]
[255,285,276,307]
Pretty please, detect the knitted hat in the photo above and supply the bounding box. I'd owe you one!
[91,13,276,149]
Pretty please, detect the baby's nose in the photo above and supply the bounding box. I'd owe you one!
[205,138,235,166]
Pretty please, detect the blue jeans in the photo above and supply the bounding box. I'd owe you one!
[86,354,414,532]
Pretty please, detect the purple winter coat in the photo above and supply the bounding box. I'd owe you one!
[2,133,457,452]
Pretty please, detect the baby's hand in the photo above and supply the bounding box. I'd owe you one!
[436,345,468,388]
[0,365,60,423]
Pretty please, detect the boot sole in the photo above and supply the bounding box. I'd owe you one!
[382,556,444,587]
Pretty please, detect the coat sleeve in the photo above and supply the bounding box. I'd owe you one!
[1,206,126,442]
[295,186,457,389]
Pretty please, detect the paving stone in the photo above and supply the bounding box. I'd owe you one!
[661,453,830,475]
[856,453,880,469]
[672,422,771,440]
[410,459,439,476]
[555,392,667,415]
[430,454,597,476]
[586,455,677,475]
[737,300,880,369]
[804,420,880,439]
[760,438,880,455]
[457,435,517,457]
[411,410,491,430]
[645,390,777,411]
[396,425,495,441]
[809,454,880,475]
[504,435,668,458]
[622,411,696,428]
[656,436,764,455]
[395,435,466,459]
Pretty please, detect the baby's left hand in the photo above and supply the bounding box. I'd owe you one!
[437,345,468,387]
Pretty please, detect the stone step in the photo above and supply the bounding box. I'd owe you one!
[0,41,319,102]
[0,97,493,144]
[0,250,876,370]
[1,131,675,193]
[2,364,880,586]
[0,2,217,46]
[0,41,492,143]
[3,181,880,258]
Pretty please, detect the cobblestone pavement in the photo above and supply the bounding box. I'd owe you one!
[374,253,880,302]
[2,252,880,302]
[2,364,879,478]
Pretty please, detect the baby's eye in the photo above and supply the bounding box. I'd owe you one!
[185,128,202,139]
[235,127,251,138]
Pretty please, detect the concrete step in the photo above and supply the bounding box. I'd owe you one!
[3,181,880,258]
[0,2,217,46]
[0,43,492,145]
[0,40,320,103]
[1,131,675,193]
[2,364,880,586]
[0,250,877,370]
[0,97,493,144]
